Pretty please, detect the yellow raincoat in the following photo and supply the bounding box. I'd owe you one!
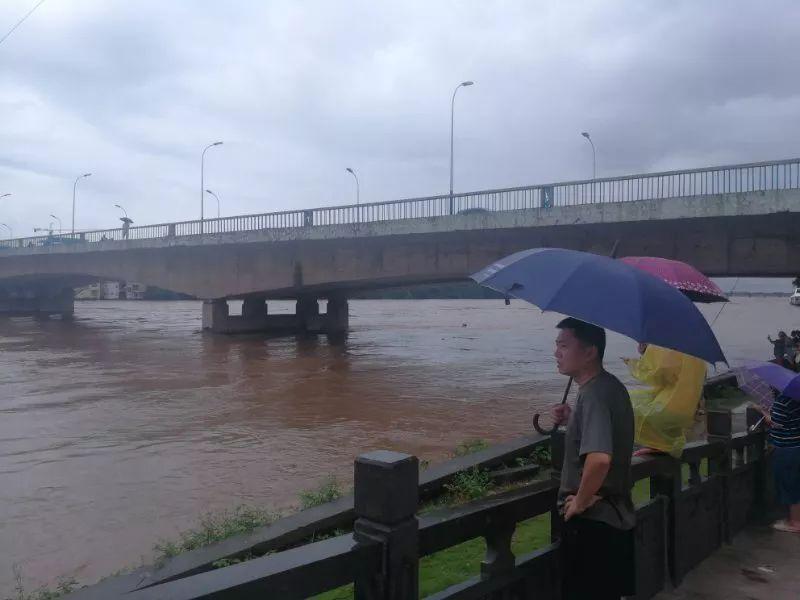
[627,345,706,457]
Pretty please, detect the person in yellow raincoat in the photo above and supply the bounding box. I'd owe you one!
[624,344,706,457]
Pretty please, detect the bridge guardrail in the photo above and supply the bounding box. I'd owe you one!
[4,157,799,250]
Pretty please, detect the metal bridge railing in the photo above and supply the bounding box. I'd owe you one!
[3,157,799,250]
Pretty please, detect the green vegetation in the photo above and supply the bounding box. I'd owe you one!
[298,476,346,509]
[443,467,493,503]
[314,513,553,600]
[8,567,78,600]
[153,505,276,565]
[42,437,664,600]
[453,438,489,457]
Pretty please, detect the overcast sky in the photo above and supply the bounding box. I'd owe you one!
[1,0,799,235]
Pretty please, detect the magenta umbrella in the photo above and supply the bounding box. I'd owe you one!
[619,256,727,303]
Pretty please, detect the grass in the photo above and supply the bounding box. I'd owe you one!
[442,467,493,503]
[153,505,276,565]
[313,513,553,600]
[298,476,346,509]
[7,566,78,600]
[514,445,552,468]
[37,437,669,600]
[453,438,489,457]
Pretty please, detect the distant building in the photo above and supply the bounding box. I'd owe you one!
[122,282,146,300]
[102,281,121,299]
[74,280,146,300]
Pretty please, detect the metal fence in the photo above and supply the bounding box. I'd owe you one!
[4,157,799,250]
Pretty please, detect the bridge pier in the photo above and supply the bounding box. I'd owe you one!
[0,286,74,319]
[202,296,349,336]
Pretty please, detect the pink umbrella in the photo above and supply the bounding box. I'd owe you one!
[619,256,727,303]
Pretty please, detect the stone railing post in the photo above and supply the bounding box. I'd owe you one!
[168,223,176,237]
[549,430,565,543]
[706,410,733,543]
[746,406,770,515]
[650,458,681,588]
[354,450,419,600]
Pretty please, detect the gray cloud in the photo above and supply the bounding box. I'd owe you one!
[0,0,798,235]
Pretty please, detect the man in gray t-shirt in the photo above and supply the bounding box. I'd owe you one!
[550,318,636,599]
[559,370,636,529]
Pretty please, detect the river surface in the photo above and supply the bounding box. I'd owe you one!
[0,297,793,593]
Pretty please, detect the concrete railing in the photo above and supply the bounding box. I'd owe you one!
[5,157,800,250]
[67,407,774,600]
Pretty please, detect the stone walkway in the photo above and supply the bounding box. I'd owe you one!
[655,524,800,599]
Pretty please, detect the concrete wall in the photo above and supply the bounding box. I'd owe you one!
[0,189,798,301]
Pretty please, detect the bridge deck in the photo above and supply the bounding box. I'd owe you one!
[655,524,800,599]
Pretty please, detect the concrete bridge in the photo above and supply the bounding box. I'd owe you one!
[1,157,798,333]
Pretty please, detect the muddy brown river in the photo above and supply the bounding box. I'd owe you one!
[0,297,791,593]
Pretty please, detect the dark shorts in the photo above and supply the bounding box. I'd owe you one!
[773,445,800,505]
[561,517,635,600]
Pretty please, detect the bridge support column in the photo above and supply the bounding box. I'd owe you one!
[296,296,320,331]
[202,299,229,332]
[242,296,268,321]
[202,295,349,336]
[0,286,74,319]
[326,296,349,333]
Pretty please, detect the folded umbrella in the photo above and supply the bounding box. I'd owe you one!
[471,248,726,365]
[619,256,727,303]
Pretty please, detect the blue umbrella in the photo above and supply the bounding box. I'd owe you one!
[745,362,800,400]
[471,248,726,364]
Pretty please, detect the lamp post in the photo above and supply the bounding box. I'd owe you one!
[449,80,474,214]
[345,167,360,205]
[72,173,91,235]
[49,214,62,234]
[0,193,10,199]
[201,141,223,232]
[114,204,128,219]
[581,131,596,180]
[204,189,220,219]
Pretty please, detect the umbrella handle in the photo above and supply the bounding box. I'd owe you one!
[533,413,558,435]
[532,377,574,435]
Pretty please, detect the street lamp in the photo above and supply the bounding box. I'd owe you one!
[204,189,221,219]
[345,168,360,206]
[0,193,10,199]
[201,141,223,231]
[72,173,91,235]
[449,80,474,214]
[49,214,62,233]
[0,223,12,239]
[581,132,596,180]
[114,204,128,219]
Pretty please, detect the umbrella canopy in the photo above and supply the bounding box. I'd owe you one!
[741,361,800,401]
[619,256,727,303]
[471,248,726,364]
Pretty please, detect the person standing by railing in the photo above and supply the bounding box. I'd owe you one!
[550,318,636,600]
[751,393,800,533]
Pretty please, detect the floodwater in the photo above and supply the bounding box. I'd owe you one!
[0,297,793,593]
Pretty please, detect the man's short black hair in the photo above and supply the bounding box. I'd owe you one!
[557,317,606,361]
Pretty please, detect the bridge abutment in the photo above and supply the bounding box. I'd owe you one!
[202,296,349,336]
